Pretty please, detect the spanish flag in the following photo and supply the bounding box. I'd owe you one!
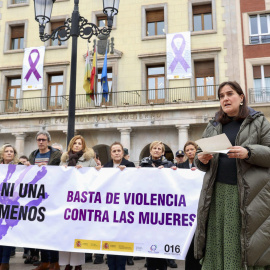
[90,46,97,100]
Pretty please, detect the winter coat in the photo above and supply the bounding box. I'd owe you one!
[177,159,195,169]
[194,107,270,267]
[29,146,62,166]
[60,148,96,167]
[103,158,135,168]
[140,156,174,168]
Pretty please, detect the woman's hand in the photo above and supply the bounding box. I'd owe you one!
[191,167,197,171]
[118,165,126,171]
[75,165,83,169]
[95,165,103,171]
[171,166,177,170]
[158,165,164,169]
[227,146,249,159]
[198,153,213,164]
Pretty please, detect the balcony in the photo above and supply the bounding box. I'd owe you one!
[0,85,219,114]
[249,88,270,103]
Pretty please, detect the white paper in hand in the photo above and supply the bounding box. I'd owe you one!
[195,133,232,154]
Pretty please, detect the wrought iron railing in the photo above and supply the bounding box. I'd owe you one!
[248,88,270,103]
[0,86,219,114]
[250,35,270,45]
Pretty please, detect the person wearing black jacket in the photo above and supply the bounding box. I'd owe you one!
[177,141,201,270]
[140,141,177,270]
[103,142,135,270]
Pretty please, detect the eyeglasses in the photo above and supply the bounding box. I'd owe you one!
[37,139,47,142]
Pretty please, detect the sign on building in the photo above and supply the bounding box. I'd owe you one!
[167,32,192,80]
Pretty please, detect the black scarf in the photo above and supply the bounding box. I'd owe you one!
[150,156,163,167]
[68,150,84,166]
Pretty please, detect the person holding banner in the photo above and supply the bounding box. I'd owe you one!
[59,135,97,270]
[194,81,270,270]
[103,142,135,270]
[177,141,201,270]
[140,141,177,270]
[177,141,197,170]
[0,144,20,270]
[27,131,62,270]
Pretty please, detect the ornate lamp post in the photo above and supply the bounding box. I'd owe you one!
[33,0,119,145]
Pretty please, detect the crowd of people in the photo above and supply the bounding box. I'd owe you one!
[0,81,269,270]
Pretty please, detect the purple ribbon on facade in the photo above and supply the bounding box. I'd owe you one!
[24,49,41,82]
[169,34,190,73]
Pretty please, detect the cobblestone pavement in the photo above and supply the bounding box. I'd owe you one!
[9,252,185,270]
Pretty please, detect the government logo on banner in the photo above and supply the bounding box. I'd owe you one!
[22,46,45,90]
[166,32,192,80]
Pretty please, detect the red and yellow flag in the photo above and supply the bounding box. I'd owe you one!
[90,47,97,100]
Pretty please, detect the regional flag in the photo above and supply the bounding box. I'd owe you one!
[101,49,109,102]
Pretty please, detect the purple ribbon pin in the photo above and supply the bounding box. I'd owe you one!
[169,34,190,73]
[24,49,41,82]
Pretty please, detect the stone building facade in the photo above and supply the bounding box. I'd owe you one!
[1,0,265,165]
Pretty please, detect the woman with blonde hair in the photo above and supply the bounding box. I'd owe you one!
[0,144,19,270]
[140,141,176,270]
[59,135,96,270]
[0,144,19,164]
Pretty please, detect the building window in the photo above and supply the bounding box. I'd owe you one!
[12,0,27,3]
[146,9,165,36]
[50,21,66,46]
[97,15,108,27]
[192,4,212,31]
[6,78,21,112]
[10,25,24,50]
[253,65,270,102]
[98,68,112,105]
[147,65,165,104]
[249,14,270,44]
[194,60,216,100]
[48,74,63,109]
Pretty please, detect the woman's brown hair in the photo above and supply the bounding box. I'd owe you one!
[183,141,198,153]
[110,142,124,152]
[67,135,87,153]
[217,81,249,124]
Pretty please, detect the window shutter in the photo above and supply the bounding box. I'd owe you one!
[264,65,270,77]
[253,66,261,79]
[193,4,212,15]
[146,9,164,23]
[11,26,24,39]
[51,21,64,31]
[195,60,214,78]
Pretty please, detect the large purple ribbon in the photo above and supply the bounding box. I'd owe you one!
[24,49,41,82]
[169,34,190,73]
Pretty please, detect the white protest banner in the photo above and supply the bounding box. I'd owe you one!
[167,32,192,80]
[0,164,204,260]
[22,46,45,90]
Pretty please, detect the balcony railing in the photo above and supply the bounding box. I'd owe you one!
[0,86,219,114]
[249,88,270,103]
[250,34,270,45]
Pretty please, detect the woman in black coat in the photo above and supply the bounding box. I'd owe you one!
[140,141,176,270]
[178,141,201,270]
[103,142,135,270]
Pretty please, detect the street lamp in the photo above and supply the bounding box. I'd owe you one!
[33,0,119,145]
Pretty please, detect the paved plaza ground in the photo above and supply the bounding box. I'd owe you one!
[9,251,185,270]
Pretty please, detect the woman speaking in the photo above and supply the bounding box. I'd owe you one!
[194,81,270,270]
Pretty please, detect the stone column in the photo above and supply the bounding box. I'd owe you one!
[117,128,132,150]
[176,125,190,151]
[12,133,26,157]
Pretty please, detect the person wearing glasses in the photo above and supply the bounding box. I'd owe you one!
[27,130,62,270]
